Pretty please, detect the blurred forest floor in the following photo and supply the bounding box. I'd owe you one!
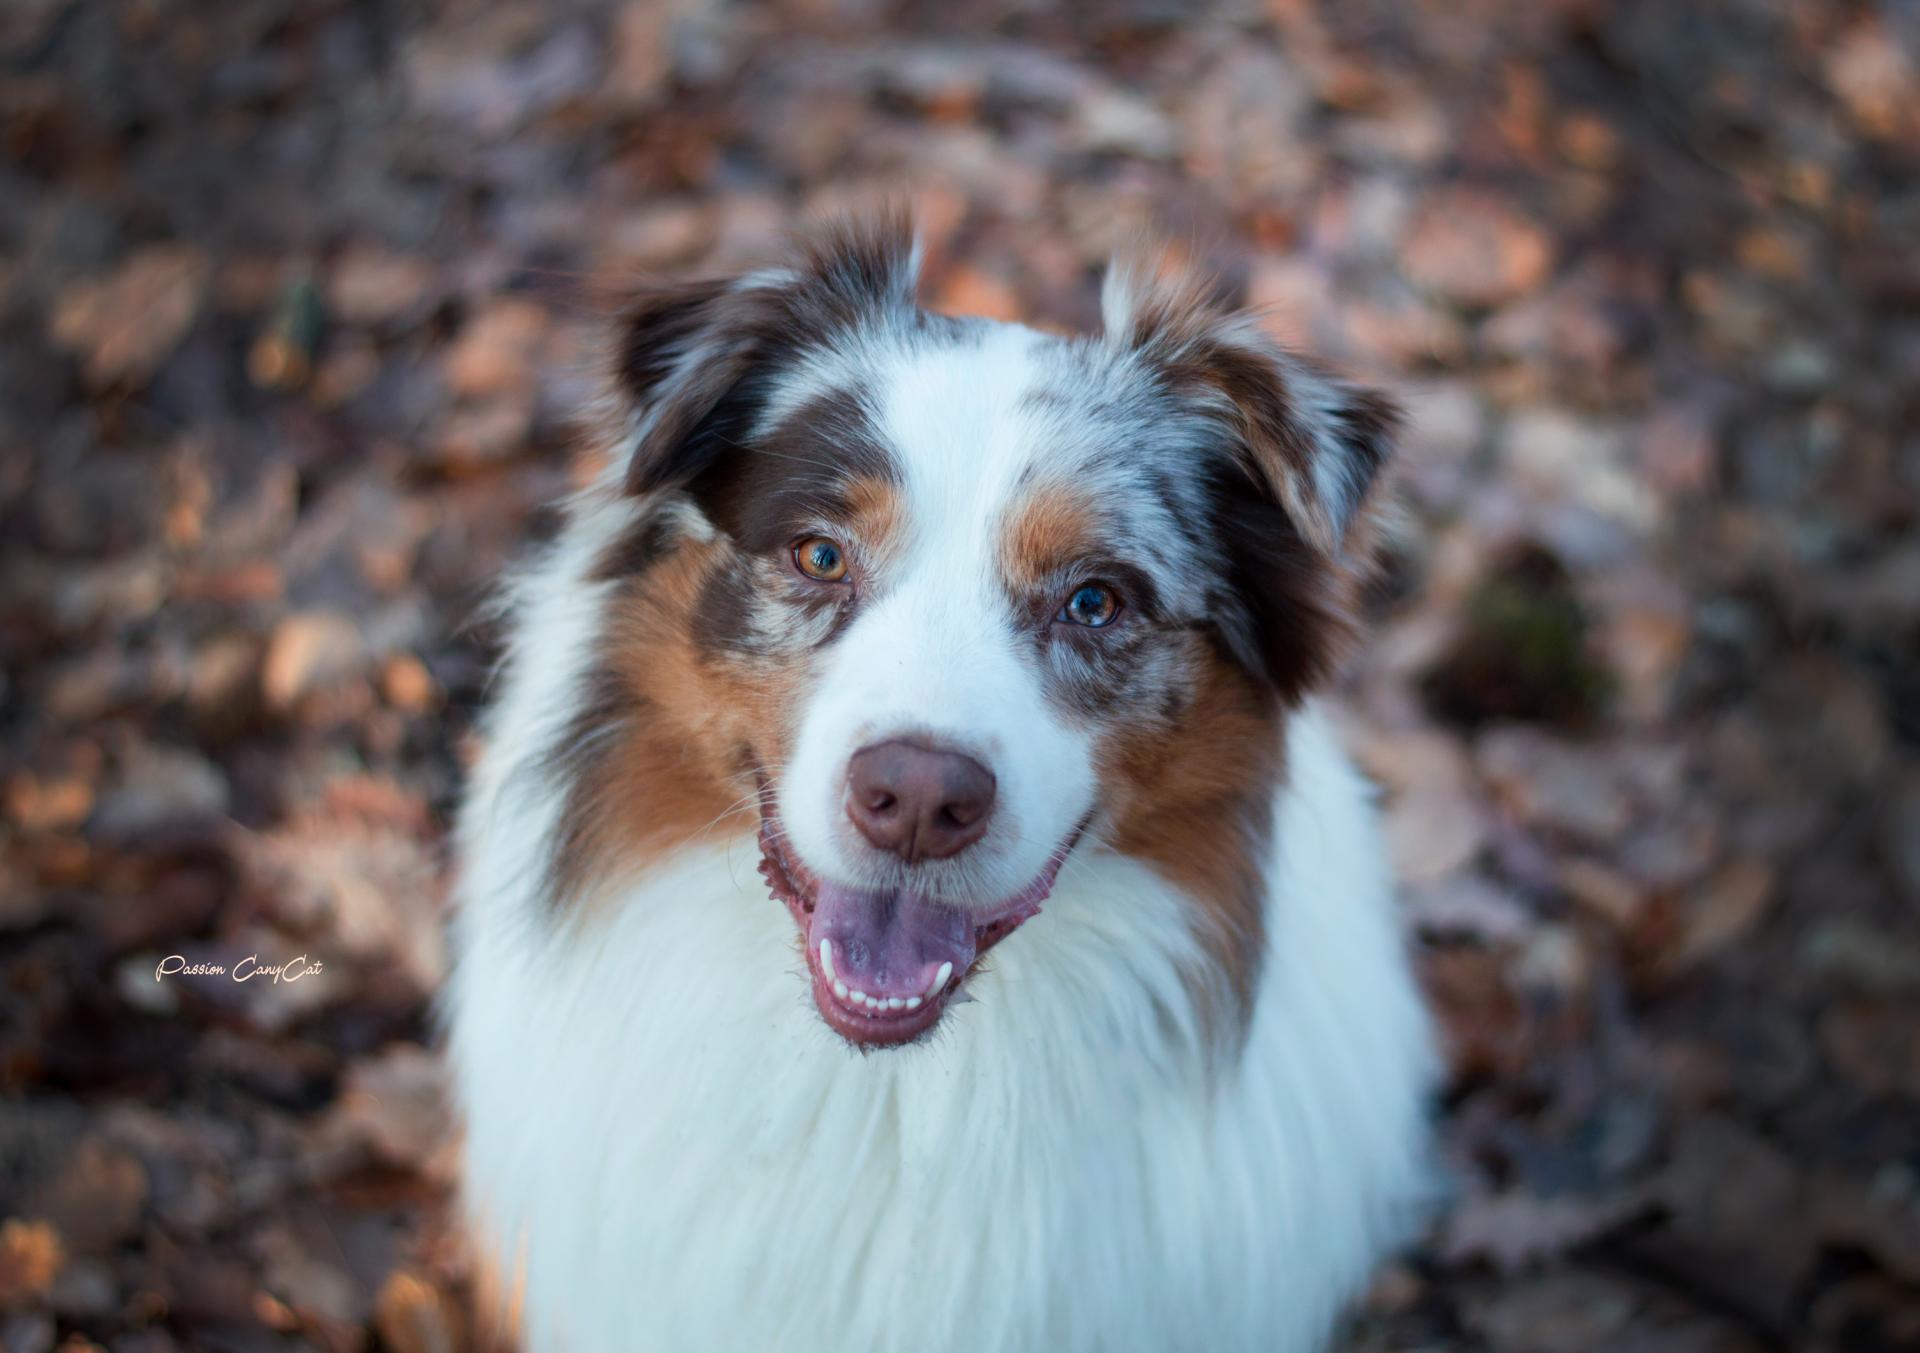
[2,1,1918,1350]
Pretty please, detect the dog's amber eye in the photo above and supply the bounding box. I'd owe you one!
[793,537,848,582]
[1059,583,1120,628]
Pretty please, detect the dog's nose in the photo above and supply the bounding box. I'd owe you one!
[845,740,996,862]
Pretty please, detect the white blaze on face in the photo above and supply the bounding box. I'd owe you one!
[778,326,1098,905]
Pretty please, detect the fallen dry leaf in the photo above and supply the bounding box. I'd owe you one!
[931,266,1022,322]
[48,246,209,386]
[261,611,369,711]
[444,299,550,400]
[0,1220,63,1310]
[1440,1186,1648,1273]
[34,1139,146,1256]
[375,1270,463,1353]
[1401,189,1553,308]
[325,1044,451,1172]
[326,246,437,327]
[1663,856,1776,975]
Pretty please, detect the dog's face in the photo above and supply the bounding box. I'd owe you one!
[555,215,1395,1047]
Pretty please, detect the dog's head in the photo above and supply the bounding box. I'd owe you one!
[558,211,1396,1047]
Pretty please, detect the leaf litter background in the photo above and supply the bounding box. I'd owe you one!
[2,0,1918,1349]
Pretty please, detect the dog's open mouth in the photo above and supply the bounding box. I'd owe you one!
[756,797,1077,1047]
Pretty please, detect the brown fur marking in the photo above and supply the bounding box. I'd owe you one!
[546,535,797,909]
[1100,647,1283,1044]
[1000,481,1101,593]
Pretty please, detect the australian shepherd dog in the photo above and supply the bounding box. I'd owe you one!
[448,211,1434,1352]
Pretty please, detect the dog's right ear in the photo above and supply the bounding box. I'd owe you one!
[614,210,920,497]
[614,275,779,496]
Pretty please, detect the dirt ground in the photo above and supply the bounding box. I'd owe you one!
[2,1,1917,1349]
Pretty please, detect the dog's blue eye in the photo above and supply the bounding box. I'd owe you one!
[793,537,848,582]
[1059,583,1120,628]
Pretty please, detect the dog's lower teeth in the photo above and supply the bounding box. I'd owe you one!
[828,964,955,1011]
[823,959,952,1017]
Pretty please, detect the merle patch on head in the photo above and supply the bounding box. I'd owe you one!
[689,386,898,554]
[1099,260,1401,700]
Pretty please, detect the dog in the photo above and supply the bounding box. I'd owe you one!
[447,211,1434,1352]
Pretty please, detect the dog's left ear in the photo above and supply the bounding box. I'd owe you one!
[1101,261,1398,558]
[1103,257,1399,698]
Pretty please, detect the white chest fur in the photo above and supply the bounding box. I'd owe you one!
[448,706,1434,1353]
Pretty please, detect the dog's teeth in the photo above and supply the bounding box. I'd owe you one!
[905,996,922,1010]
[833,981,849,999]
[887,997,904,1010]
[927,962,953,998]
[851,990,868,1004]
[819,939,838,983]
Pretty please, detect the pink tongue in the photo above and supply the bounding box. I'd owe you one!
[809,882,978,1000]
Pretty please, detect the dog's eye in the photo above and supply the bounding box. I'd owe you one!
[1058,583,1121,628]
[793,536,849,582]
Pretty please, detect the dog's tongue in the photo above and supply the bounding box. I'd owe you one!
[808,881,977,1002]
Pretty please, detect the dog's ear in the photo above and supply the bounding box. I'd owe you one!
[1101,259,1398,559]
[1103,256,1399,698]
[614,275,766,496]
[615,210,920,497]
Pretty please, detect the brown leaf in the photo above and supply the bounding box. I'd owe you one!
[605,2,673,105]
[261,611,369,711]
[1822,21,1917,140]
[1402,189,1553,308]
[381,654,438,714]
[444,299,550,400]
[326,246,436,327]
[244,776,445,989]
[1362,725,1490,885]
[34,1138,146,1256]
[1477,727,1633,845]
[255,1221,361,1326]
[1559,857,1646,931]
[325,1044,451,1172]
[1386,787,1487,885]
[375,1270,463,1353]
[1662,856,1776,974]
[0,1220,63,1310]
[1406,872,1531,943]
[1418,946,1531,1083]
[433,396,535,470]
[1440,1186,1647,1273]
[931,266,1021,322]
[3,772,93,834]
[48,246,209,386]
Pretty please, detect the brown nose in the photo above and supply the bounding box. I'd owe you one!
[845,739,996,862]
